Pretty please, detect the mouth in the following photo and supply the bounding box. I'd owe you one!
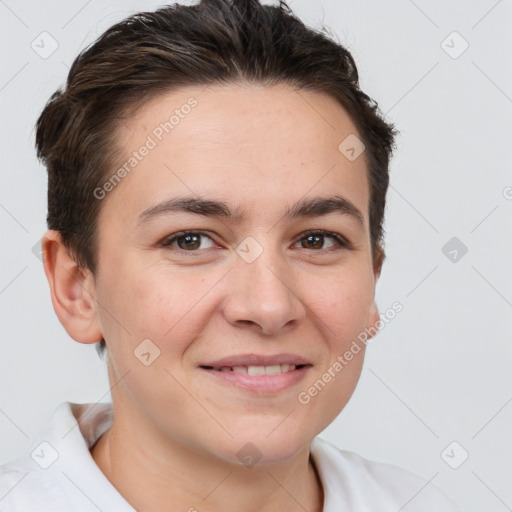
[199,363,309,375]
[198,354,312,394]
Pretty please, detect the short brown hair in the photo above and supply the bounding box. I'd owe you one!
[35,0,397,357]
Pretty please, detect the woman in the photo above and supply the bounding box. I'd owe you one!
[0,1,460,510]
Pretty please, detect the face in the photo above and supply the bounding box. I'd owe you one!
[90,83,380,464]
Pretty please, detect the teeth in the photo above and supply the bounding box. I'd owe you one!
[214,364,297,374]
[263,365,282,375]
[248,365,266,376]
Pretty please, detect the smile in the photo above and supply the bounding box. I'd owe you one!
[201,364,303,375]
[199,364,312,394]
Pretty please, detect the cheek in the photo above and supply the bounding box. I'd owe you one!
[313,268,375,338]
[97,263,217,353]
[298,267,372,413]
[96,267,207,409]
[146,272,219,342]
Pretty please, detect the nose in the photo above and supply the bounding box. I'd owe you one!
[222,242,306,336]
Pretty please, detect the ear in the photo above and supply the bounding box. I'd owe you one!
[41,230,102,344]
[366,244,385,341]
[372,243,385,281]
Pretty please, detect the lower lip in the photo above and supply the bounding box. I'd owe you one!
[199,366,311,394]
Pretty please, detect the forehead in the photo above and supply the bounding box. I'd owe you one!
[103,83,370,226]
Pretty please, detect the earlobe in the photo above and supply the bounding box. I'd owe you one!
[366,301,381,342]
[41,230,102,344]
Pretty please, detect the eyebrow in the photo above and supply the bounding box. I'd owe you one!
[137,194,365,227]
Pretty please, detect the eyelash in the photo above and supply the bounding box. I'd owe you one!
[160,229,351,253]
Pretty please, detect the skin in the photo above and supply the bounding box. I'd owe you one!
[42,83,382,512]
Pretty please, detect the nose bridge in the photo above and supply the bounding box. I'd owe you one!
[224,234,303,334]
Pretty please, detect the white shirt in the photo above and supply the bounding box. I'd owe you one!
[0,402,460,511]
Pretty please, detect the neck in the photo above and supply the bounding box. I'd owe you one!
[91,413,324,512]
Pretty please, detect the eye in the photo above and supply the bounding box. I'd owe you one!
[161,231,215,251]
[294,230,350,251]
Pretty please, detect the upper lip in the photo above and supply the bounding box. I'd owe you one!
[199,353,312,368]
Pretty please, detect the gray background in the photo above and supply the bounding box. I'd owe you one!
[1,1,511,510]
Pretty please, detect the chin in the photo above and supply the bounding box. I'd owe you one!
[221,426,313,467]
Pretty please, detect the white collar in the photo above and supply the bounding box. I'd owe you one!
[35,401,340,510]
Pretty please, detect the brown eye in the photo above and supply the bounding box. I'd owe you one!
[296,230,349,251]
[161,231,215,251]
